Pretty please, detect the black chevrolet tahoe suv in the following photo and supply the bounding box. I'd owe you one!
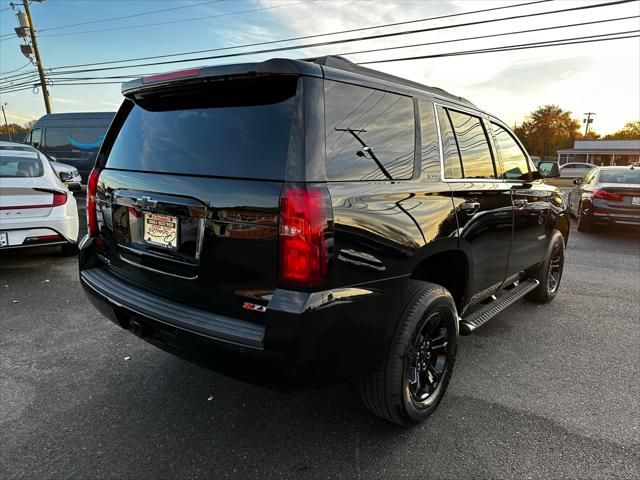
[79,56,568,425]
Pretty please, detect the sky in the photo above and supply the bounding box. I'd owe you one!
[0,0,639,135]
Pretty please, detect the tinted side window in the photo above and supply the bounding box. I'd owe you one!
[437,107,462,179]
[44,127,72,154]
[30,128,42,148]
[491,123,529,180]
[419,100,441,176]
[447,110,495,179]
[70,127,107,151]
[325,81,415,181]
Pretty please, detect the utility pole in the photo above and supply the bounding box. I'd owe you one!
[583,112,596,138]
[20,0,51,114]
[1,104,13,141]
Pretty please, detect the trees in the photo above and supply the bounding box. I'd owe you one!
[603,121,640,140]
[0,120,33,142]
[514,105,580,159]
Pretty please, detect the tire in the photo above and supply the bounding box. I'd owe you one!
[61,243,78,256]
[527,230,565,303]
[359,280,458,425]
[576,202,592,232]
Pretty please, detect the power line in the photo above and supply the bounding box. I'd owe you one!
[39,0,315,38]
[338,15,640,57]
[43,0,552,70]
[0,61,33,76]
[39,0,223,32]
[359,32,640,65]
[3,30,637,94]
[46,0,636,76]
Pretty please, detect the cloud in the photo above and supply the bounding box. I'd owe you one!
[52,97,85,105]
[99,100,121,108]
[471,57,593,93]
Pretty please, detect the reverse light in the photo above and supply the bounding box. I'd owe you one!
[593,189,623,202]
[86,168,101,237]
[278,183,332,289]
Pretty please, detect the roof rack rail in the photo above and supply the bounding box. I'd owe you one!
[306,55,475,107]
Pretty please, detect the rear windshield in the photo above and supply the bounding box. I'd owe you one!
[0,153,44,177]
[599,170,640,184]
[105,77,299,180]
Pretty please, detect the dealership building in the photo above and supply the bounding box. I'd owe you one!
[556,140,640,166]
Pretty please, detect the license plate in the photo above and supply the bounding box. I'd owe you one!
[0,232,7,247]
[143,212,178,249]
[632,197,640,206]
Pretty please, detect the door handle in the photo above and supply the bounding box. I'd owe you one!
[514,199,528,207]
[459,201,480,215]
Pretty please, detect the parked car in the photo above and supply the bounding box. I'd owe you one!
[0,142,79,254]
[559,162,596,178]
[78,56,569,425]
[0,141,82,188]
[568,165,640,231]
[24,112,115,182]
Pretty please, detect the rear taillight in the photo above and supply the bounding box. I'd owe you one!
[278,183,332,289]
[33,188,67,207]
[593,189,623,202]
[86,168,101,237]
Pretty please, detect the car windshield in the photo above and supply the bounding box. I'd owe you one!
[599,170,640,184]
[0,153,44,177]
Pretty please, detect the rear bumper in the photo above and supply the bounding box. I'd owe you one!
[0,201,79,247]
[590,211,640,227]
[79,237,403,388]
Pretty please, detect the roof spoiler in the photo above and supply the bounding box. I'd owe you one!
[121,58,322,97]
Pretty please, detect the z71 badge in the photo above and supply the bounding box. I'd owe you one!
[242,302,267,313]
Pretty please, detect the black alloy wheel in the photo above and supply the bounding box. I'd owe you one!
[406,311,450,406]
[547,241,563,296]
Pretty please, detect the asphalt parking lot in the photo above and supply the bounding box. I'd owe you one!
[1,195,639,479]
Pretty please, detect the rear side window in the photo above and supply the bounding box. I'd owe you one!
[0,153,44,177]
[324,81,415,181]
[69,127,107,151]
[105,77,299,180]
[437,107,462,179]
[445,109,495,179]
[491,123,529,180]
[419,100,441,176]
[45,127,72,154]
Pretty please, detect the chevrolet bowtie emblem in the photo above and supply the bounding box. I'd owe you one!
[135,196,158,210]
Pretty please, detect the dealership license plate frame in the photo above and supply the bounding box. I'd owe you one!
[143,212,179,250]
[632,196,640,206]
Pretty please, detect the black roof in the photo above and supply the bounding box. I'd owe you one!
[122,55,474,107]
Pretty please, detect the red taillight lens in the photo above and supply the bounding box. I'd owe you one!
[278,183,332,289]
[593,189,623,202]
[86,168,101,237]
[33,188,67,207]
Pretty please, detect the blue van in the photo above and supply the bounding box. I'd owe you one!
[25,112,115,181]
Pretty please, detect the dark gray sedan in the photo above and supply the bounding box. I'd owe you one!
[568,166,640,231]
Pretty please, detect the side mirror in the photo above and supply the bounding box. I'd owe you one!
[68,182,82,193]
[537,161,560,178]
[573,178,581,185]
